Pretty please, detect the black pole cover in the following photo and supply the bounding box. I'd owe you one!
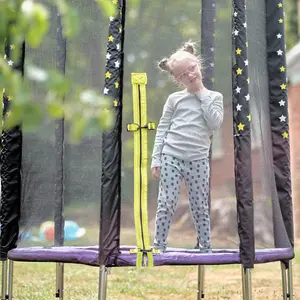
[0,40,24,260]
[54,10,66,247]
[201,0,216,91]
[232,1,255,268]
[99,0,126,265]
[265,0,294,248]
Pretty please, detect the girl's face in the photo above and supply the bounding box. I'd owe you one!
[172,58,202,92]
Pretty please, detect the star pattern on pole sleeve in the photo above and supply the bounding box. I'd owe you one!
[272,2,289,139]
[103,1,124,109]
[232,0,251,135]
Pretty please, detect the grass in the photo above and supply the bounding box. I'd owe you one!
[1,248,299,299]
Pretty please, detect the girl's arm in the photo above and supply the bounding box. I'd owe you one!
[201,93,224,131]
[151,98,173,168]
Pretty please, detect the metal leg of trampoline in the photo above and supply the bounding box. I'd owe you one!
[281,260,294,300]
[98,265,109,300]
[1,261,8,300]
[281,262,288,300]
[56,262,64,300]
[7,260,14,300]
[287,261,294,300]
[197,265,205,299]
[241,267,252,300]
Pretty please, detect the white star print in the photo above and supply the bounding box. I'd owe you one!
[245,94,250,101]
[243,22,247,28]
[244,59,249,66]
[277,33,282,39]
[234,11,238,17]
[116,43,120,51]
[236,104,242,111]
[104,87,109,94]
[115,60,120,68]
[279,115,286,122]
[8,60,13,66]
[210,47,214,52]
[279,100,285,106]
[210,62,214,67]
[235,86,241,94]
[233,30,239,36]
[106,53,111,60]
[277,49,283,56]
[109,16,114,22]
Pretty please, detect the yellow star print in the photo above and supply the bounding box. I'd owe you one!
[211,77,215,83]
[236,68,243,75]
[282,131,288,139]
[245,42,248,48]
[119,27,122,33]
[105,72,111,79]
[247,114,251,121]
[238,122,245,131]
[279,18,283,23]
[280,83,286,90]
[278,3,283,7]
[236,48,242,55]
[113,99,118,106]
[247,78,250,84]
[280,66,285,72]
[108,35,114,42]
[115,82,119,88]
[10,44,15,50]
[112,0,117,4]
[7,95,12,101]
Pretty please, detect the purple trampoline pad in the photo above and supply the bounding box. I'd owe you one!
[7,246,294,267]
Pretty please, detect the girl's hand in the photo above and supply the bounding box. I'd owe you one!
[151,167,161,179]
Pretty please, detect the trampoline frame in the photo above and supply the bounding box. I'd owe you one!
[0,259,294,300]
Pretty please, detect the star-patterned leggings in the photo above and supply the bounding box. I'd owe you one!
[154,154,211,252]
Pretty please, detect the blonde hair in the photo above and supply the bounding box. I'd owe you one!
[157,40,200,75]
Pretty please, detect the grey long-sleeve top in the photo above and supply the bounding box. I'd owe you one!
[151,89,224,168]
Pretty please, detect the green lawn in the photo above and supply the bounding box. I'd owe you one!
[1,248,299,300]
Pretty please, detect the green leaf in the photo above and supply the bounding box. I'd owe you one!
[21,1,49,48]
[3,105,23,130]
[55,0,80,37]
[22,102,43,131]
[47,102,64,119]
[70,117,87,142]
[97,108,114,130]
[61,6,80,37]
[95,0,117,18]
[45,70,71,96]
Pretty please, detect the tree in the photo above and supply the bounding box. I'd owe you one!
[0,0,120,140]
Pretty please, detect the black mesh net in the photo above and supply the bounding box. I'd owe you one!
[17,0,108,248]
[2,0,292,256]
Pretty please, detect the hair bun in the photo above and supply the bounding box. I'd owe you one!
[182,41,197,55]
[158,57,170,71]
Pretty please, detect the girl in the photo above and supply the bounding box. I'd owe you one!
[151,41,224,253]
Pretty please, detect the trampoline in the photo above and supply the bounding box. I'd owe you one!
[0,0,295,299]
[7,246,294,267]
